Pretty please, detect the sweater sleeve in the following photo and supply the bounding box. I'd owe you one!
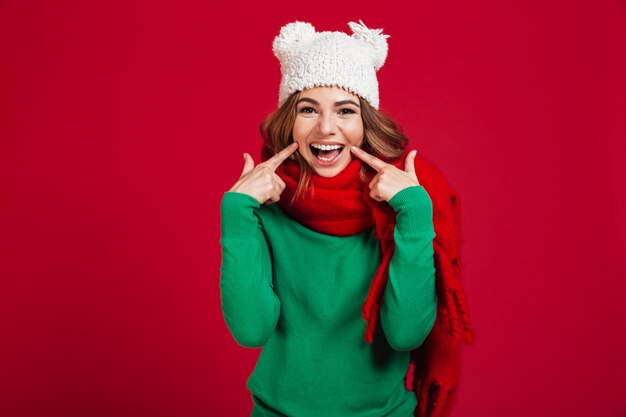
[380,185,438,351]
[219,191,280,348]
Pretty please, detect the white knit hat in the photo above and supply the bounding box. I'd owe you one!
[272,19,390,110]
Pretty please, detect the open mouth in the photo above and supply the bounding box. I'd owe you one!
[309,143,345,162]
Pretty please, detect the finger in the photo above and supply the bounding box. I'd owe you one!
[368,173,381,190]
[241,153,255,176]
[264,189,281,205]
[369,189,383,202]
[404,150,417,175]
[350,146,387,172]
[271,179,282,196]
[265,142,299,171]
[273,175,286,193]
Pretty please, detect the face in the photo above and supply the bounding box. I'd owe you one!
[292,86,365,178]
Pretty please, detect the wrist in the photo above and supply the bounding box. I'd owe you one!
[221,192,262,238]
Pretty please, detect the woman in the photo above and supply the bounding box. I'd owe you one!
[220,20,474,417]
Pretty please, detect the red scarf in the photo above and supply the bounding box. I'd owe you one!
[260,145,475,417]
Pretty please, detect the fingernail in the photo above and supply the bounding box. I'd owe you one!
[411,150,416,156]
[351,146,357,151]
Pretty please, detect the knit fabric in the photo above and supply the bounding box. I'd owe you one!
[259,146,476,417]
[220,185,437,416]
[273,20,389,109]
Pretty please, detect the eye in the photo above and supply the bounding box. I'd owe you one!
[298,106,316,114]
[339,108,356,115]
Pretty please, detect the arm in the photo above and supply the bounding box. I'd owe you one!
[219,192,280,348]
[380,185,438,351]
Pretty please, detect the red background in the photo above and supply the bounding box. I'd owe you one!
[1,1,625,416]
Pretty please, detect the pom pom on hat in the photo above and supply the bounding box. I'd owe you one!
[348,19,389,71]
[272,21,316,60]
[272,19,390,109]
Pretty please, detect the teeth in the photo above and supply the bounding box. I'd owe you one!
[311,143,343,151]
[317,155,334,161]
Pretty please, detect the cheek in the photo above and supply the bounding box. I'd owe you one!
[291,126,304,146]
[292,119,311,144]
[345,122,364,146]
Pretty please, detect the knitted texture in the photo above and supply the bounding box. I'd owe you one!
[272,20,390,109]
[260,144,475,417]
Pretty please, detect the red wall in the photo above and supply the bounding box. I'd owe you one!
[1,1,625,416]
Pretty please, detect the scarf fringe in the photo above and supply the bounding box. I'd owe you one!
[361,183,475,347]
[362,243,475,346]
[432,243,475,344]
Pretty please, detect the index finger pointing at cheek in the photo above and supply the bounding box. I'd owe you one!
[350,146,386,172]
[266,142,299,171]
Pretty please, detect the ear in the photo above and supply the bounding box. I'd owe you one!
[272,21,316,61]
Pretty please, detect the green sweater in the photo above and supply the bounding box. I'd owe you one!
[219,185,437,417]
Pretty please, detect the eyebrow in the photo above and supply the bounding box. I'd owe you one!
[296,97,360,108]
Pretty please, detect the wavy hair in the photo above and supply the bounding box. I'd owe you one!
[259,90,409,205]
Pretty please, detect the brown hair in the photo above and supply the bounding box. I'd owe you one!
[259,90,409,205]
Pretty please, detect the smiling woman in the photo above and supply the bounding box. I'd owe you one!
[294,88,363,176]
[219,19,474,417]
[259,85,409,203]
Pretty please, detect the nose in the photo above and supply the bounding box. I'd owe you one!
[317,112,337,135]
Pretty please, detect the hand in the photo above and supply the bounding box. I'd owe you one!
[228,142,299,205]
[350,146,420,202]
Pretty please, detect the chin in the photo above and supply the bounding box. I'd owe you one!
[314,167,343,177]
[310,159,350,177]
